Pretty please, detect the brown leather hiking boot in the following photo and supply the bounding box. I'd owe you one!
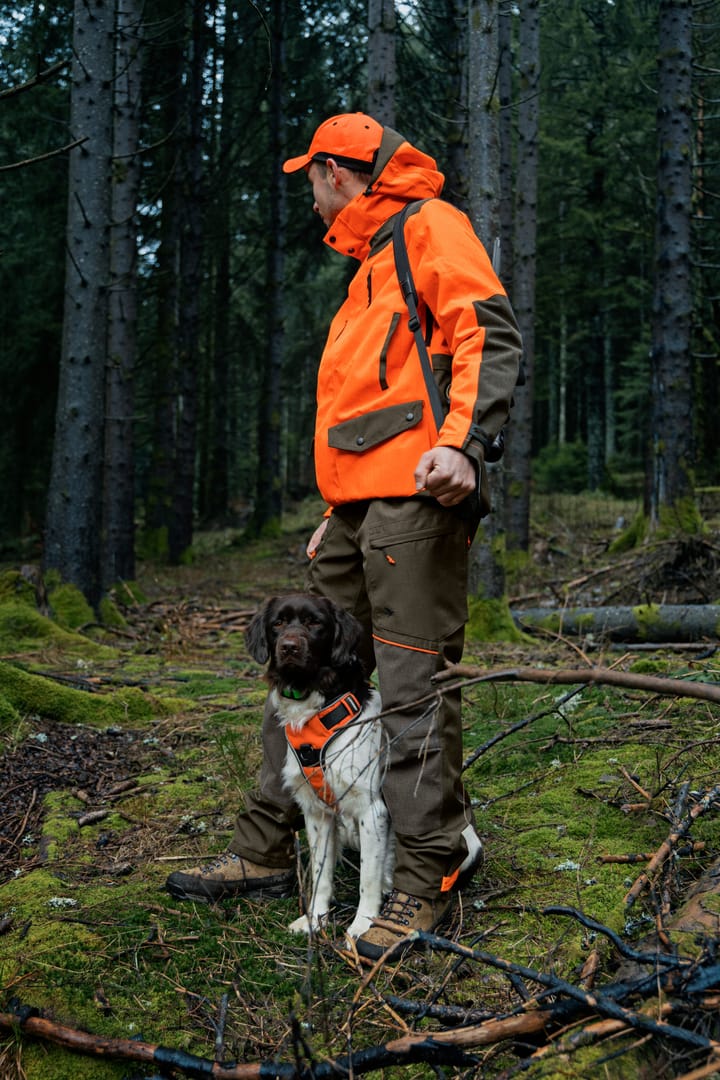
[165,852,295,902]
[354,889,452,962]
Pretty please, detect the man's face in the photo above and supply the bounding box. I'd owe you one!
[306,160,344,227]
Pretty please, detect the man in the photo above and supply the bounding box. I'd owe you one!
[167,113,522,961]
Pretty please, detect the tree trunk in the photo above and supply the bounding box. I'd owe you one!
[168,0,206,563]
[103,0,144,588]
[505,0,539,552]
[647,0,695,529]
[466,0,505,601]
[465,0,518,603]
[443,0,469,211]
[497,3,513,293]
[199,1,240,525]
[367,0,396,126]
[44,0,115,609]
[142,9,183,559]
[248,0,286,536]
[467,0,499,251]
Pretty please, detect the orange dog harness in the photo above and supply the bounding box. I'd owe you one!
[285,691,363,807]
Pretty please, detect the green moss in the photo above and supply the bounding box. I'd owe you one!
[629,658,669,675]
[0,601,116,659]
[609,510,647,553]
[633,602,665,640]
[40,791,82,861]
[15,1045,128,1080]
[137,525,169,561]
[97,595,128,629]
[0,660,174,727]
[0,569,38,607]
[657,495,705,538]
[110,579,147,605]
[466,596,529,643]
[0,694,21,732]
[524,1036,650,1078]
[46,584,94,631]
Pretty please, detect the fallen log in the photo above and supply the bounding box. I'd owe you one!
[511,604,720,643]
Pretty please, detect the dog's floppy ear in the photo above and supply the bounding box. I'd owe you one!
[245,599,274,664]
[329,602,363,667]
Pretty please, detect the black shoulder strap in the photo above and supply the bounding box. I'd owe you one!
[392,201,446,432]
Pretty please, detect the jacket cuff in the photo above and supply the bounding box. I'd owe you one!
[460,436,487,468]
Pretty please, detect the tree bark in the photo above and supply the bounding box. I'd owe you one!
[169,0,207,563]
[44,0,115,608]
[103,0,144,588]
[143,7,183,558]
[467,0,507,602]
[367,0,396,126]
[647,0,694,528]
[505,0,539,552]
[248,0,286,536]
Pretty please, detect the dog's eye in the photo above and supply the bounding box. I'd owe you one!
[273,618,287,629]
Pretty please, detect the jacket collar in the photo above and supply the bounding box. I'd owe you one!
[322,127,445,261]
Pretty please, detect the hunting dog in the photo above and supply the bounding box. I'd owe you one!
[245,593,394,939]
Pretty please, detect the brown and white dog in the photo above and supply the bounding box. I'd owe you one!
[245,594,394,939]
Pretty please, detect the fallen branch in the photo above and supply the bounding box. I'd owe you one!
[0,1005,476,1078]
[435,662,720,705]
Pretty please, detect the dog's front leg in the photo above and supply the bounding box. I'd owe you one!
[346,806,392,939]
[288,810,337,935]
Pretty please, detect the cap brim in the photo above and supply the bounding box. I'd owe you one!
[282,153,312,174]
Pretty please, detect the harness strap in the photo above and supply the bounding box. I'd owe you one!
[285,691,364,807]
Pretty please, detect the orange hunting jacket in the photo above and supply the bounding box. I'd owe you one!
[314,127,523,510]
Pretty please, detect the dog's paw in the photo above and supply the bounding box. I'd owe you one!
[288,913,329,935]
[288,914,312,934]
[345,913,374,939]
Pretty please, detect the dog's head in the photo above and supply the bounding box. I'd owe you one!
[245,594,364,690]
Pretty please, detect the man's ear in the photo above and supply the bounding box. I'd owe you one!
[324,157,341,187]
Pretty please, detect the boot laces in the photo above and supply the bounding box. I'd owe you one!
[201,852,239,874]
[379,889,422,927]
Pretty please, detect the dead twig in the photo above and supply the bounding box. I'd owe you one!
[598,843,705,864]
[624,784,720,907]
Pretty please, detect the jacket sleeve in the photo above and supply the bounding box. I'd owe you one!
[407,200,523,465]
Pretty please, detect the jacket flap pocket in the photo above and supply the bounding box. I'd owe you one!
[328,400,424,453]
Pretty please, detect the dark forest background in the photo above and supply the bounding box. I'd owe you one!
[0,0,717,608]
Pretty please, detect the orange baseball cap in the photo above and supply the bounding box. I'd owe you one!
[282,113,384,174]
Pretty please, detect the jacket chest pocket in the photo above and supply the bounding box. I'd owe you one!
[328,401,424,452]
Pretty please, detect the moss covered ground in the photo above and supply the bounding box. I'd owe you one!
[1,495,720,1079]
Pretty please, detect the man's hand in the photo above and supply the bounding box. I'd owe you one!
[414,446,476,507]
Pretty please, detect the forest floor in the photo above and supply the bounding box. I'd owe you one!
[1,493,720,1080]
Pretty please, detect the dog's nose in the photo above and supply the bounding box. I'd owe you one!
[278,631,305,659]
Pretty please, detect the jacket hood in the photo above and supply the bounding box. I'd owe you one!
[323,127,445,260]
